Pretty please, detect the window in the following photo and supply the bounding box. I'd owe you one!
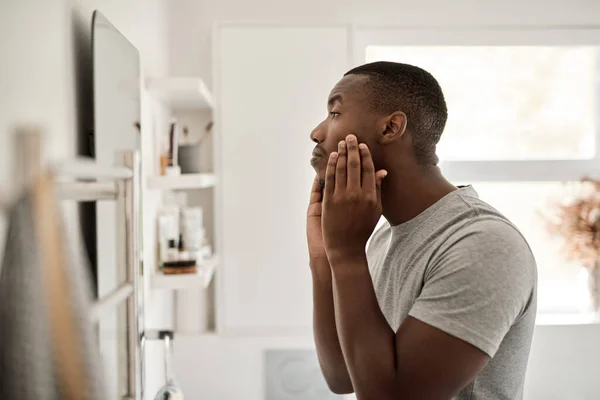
[366,46,597,161]
[363,32,600,315]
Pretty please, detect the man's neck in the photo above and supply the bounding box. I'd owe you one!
[381,165,457,226]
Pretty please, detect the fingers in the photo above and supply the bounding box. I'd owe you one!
[307,176,324,217]
[359,142,387,208]
[359,143,376,191]
[309,175,323,205]
[375,169,388,190]
[346,135,361,189]
[335,140,347,193]
[324,151,338,200]
[375,169,388,208]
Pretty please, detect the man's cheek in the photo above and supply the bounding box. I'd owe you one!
[352,129,372,146]
[329,124,349,144]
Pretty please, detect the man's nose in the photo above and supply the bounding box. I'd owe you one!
[310,120,326,144]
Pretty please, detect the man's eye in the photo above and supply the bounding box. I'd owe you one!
[330,112,340,119]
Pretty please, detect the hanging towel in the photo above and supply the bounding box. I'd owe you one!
[0,177,107,399]
[0,194,58,398]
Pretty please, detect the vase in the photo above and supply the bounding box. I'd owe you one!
[589,263,600,312]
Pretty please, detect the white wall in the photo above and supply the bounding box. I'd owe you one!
[167,0,600,83]
[0,1,76,245]
[526,324,600,399]
[164,1,600,400]
[1,0,172,397]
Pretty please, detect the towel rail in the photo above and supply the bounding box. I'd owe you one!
[52,158,133,180]
[89,282,134,322]
[12,128,142,400]
[59,181,118,201]
[117,150,141,400]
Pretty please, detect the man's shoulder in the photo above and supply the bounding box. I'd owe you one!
[452,214,531,253]
[437,216,538,290]
[444,188,531,252]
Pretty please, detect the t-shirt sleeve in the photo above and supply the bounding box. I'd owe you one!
[408,219,537,358]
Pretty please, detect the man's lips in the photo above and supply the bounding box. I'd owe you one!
[310,155,324,167]
[311,148,327,166]
[312,148,326,158]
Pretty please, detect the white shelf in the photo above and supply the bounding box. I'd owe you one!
[145,77,214,110]
[147,173,217,191]
[152,256,218,290]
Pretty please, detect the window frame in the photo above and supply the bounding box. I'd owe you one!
[354,26,600,182]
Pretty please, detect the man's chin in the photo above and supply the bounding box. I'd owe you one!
[314,169,325,185]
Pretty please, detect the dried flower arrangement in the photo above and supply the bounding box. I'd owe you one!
[546,178,600,310]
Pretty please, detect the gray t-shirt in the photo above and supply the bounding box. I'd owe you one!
[367,186,537,400]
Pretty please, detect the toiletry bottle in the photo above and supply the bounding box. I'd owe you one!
[166,119,181,176]
[166,239,178,262]
[168,119,176,167]
[157,215,170,266]
[178,233,189,260]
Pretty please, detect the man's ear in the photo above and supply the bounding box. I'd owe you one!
[380,111,407,144]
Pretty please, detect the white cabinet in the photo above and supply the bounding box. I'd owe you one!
[217,25,350,334]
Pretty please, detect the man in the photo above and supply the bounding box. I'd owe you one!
[307,61,537,400]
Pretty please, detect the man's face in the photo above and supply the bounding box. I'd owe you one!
[310,75,382,182]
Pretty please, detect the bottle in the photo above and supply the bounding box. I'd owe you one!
[166,239,178,262]
[165,119,181,176]
[181,206,203,253]
[178,233,189,260]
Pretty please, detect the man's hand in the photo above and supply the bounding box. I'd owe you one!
[308,172,355,395]
[322,135,387,262]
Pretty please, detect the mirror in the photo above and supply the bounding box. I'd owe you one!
[91,10,143,399]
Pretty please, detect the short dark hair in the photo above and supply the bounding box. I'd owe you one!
[345,61,448,165]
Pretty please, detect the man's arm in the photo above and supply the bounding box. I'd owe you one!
[329,254,489,400]
[311,258,354,394]
[306,175,353,394]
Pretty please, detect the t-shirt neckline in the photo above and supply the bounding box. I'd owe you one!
[390,185,477,233]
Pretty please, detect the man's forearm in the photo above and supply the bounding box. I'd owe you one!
[311,257,354,394]
[330,254,397,400]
